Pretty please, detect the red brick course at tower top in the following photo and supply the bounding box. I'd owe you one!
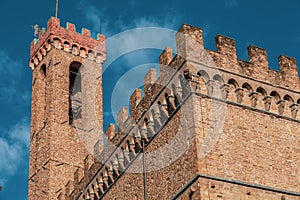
[29,17,106,70]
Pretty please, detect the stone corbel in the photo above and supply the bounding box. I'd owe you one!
[206,80,215,96]
[220,83,230,99]
[249,91,259,108]
[263,96,272,111]
[290,103,298,119]
[235,87,244,104]
[276,100,286,115]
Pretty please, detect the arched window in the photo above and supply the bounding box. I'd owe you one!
[53,37,62,49]
[270,91,281,114]
[40,64,46,79]
[69,61,82,124]
[255,87,267,110]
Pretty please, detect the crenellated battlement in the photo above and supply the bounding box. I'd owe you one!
[59,23,300,200]
[29,17,106,70]
[176,24,300,90]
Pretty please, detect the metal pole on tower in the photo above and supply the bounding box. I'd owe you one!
[55,0,59,18]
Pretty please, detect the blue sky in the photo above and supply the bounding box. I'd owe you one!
[0,0,299,199]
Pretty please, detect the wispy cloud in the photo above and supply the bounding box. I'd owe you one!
[0,119,30,186]
[224,0,238,9]
[77,0,180,122]
[0,51,24,100]
[0,50,30,186]
[77,0,109,37]
[77,0,180,35]
[0,50,31,111]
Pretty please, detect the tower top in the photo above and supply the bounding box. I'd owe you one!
[29,17,106,70]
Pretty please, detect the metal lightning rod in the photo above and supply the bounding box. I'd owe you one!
[55,0,59,18]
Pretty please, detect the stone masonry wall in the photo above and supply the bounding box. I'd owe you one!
[28,16,106,200]
[195,95,300,192]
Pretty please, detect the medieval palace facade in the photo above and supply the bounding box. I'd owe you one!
[28,17,300,199]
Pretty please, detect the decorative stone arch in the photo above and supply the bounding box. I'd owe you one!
[100,171,109,189]
[283,94,295,118]
[112,156,120,175]
[213,74,224,98]
[157,99,168,122]
[63,41,71,52]
[79,47,87,57]
[53,37,62,49]
[242,83,253,92]
[95,52,103,63]
[242,83,253,106]
[138,122,148,143]
[44,39,52,51]
[88,49,95,60]
[197,70,210,81]
[227,78,239,102]
[270,91,281,101]
[213,74,224,85]
[143,115,154,138]
[116,151,125,171]
[72,44,79,55]
[151,107,162,131]
[171,83,181,107]
[40,47,47,56]
[283,94,294,105]
[165,92,175,115]
[34,54,39,65]
[179,74,190,98]
[38,49,43,60]
[256,87,267,110]
[197,70,210,94]
[270,91,282,114]
[256,87,267,97]
[95,177,104,194]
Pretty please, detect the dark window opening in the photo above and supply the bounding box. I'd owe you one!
[69,61,82,125]
[40,64,46,79]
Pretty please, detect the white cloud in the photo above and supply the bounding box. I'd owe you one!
[77,0,180,35]
[0,119,30,186]
[0,138,22,176]
[77,0,109,36]
[0,50,31,123]
[0,50,24,100]
[111,63,159,118]
[77,1,181,122]
[9,119,30,146]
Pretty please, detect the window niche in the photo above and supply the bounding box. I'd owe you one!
[69,61,83,124]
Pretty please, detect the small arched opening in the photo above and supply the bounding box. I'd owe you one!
[69,61,82,125]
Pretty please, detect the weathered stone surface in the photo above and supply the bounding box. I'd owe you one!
[29,19,300,200]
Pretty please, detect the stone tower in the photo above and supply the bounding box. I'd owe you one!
[28,17,106,199]
[61,24,300,200]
